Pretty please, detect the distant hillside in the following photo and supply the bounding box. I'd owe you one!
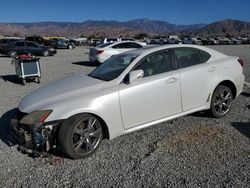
[0,19,205,37]
[0,19,249,37]
[180,19,250,37]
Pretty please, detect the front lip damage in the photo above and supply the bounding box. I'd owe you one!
[11,113,62,156]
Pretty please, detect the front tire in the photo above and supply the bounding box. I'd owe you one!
[59,114,103,159]
[68,44,73,50]
[209,85,233,118]
[22,79,26,86]
[9,51,17,58]
[43,50,50,56]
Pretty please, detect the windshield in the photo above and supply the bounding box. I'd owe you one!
[89,53,138,81]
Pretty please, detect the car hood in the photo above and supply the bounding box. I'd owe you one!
[19,73,105,113]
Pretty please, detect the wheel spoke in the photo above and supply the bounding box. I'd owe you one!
[89,129,102,138]
[85,138,93,150]
[217,104,223,113]
[222,103,230,109]
[74,139,84,151]
[74,127,85,136]
[214,100,222,107]
[87,118,96,131]
[219,91,224,98]
[224,93,231,100]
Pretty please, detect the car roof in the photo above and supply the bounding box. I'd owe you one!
[97,41,142,48]
[110,41,140,45]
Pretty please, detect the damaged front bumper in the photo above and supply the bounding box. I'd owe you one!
[11,110,61,156]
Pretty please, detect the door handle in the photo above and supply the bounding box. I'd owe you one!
[208,67,216,72]
[166,77,178,83]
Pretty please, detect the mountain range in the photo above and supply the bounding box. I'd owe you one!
[0,19,250,37]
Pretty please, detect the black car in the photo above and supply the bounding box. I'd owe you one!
[0,38,21,47]
[68,39,81,46]
[49,38,74,49]
[25,36,53,46]
[0,41,57,57]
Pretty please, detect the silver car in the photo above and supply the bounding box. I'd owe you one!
[12,44,245,159]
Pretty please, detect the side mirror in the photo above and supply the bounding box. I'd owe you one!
[129,70,144,84]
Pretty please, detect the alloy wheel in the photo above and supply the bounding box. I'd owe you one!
[72,116,102,156]
[213,89,232,116]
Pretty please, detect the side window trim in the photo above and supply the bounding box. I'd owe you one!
[169,49,179,69]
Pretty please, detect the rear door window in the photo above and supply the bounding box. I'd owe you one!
[199,50,211,62]
[112,43,129,49]
[112,42,143,49]
[172,47,210,68]
[129,42,143,48]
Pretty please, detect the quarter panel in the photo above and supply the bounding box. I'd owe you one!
[179,60,222,111]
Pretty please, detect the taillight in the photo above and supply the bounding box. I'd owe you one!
[237,58,244,67]
[96,50,104,55]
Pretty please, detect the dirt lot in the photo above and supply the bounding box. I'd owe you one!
[0,45,249,187]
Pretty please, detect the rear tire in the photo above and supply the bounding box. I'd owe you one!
[58,114,103,159]
[209,85,233,118]
[22,79,26,86]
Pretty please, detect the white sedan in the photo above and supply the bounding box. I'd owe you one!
[13,44,245,159]
[89,41,146,63]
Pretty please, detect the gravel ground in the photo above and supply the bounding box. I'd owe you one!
[0,45,249,188]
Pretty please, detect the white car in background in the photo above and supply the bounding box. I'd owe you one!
[89,41,146,63]
[183,37,203,45]
[13,44,245,159]
[100,38,120,44]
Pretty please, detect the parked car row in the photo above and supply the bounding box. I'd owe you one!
[90,38,136,47]
[25,36,75,49]
[0,36,77,57]
[0,40,56,57]
[148,36,250,45]
[88,35,250,63]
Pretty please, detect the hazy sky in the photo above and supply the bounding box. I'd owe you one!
[1,0,250,24]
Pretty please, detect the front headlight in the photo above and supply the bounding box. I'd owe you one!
[20,110,52,125]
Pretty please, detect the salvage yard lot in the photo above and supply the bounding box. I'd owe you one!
[0,45,249,187]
